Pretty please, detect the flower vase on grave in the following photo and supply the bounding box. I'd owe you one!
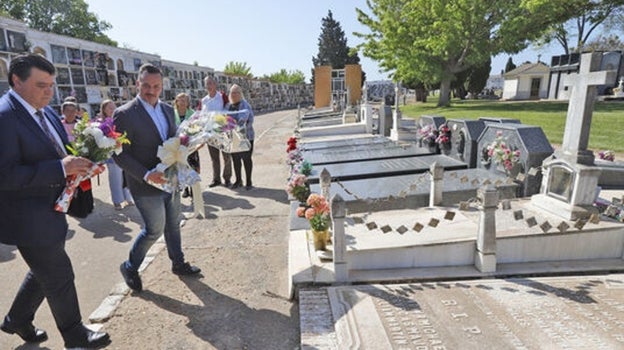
[311,229,329,251]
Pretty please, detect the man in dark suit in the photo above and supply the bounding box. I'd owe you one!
[113,64,200,293]
[0,54,110,348]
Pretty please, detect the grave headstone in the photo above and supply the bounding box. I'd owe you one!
[416,115,446,153]
[446,118,486,168]
[378,104,393,137]
[532,52,617,220]
[479,116,521,124]
[477,123,553,196]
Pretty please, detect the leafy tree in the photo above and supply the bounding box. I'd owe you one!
[263,69,306,84]
[533,0,624,54]
[584,34,624,51]
[467,57,492,96]
[224,61,253,77]
[355,0,574,107]
[505,57,517,73]
[1,0,117,46]
[312,10,365,84]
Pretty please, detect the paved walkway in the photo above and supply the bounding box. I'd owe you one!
[0,109,300,349]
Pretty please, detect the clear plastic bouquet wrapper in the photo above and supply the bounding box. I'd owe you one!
[177,108,251,154]
[54,116,130,213]
[150,108,251,192]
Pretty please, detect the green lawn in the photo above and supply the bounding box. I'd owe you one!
[400,98,624,152]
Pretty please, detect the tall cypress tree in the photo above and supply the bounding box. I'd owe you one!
[312,10,364,83]
[505,57,517,73]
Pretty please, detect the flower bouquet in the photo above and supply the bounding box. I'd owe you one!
[286,173,310,203]
[598,150,615,162]
[435,124,451,148]
[418,124,438,147]
[54,116,130,213]
[483,131,521,173]
[296,193,330,232]
[206,110,251,153]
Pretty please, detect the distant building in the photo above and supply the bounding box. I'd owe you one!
[314,64,362,109]
[0,15,312,115]
[547,51,624,100]
[485,74,504,91]
[502,62,550,100]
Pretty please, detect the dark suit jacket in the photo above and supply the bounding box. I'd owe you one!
[112,97,176,196]
[0,93,69,246]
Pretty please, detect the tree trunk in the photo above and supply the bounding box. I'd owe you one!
[437,77,452,107]
[415,86,427,102]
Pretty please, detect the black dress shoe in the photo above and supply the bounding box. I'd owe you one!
[120,262,142,292]
[224,181,231,187]
[64,329,111,349]
[172,262,201,276]
[230,181,242,189]
[1,322,48,343]
[208,181,221,188]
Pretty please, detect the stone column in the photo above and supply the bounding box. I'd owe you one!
[475,186,498,273]
[331,194,348,282]
[320,168,331,201]
[429,162,444,207]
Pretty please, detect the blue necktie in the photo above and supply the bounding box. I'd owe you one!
[36,110,65,157]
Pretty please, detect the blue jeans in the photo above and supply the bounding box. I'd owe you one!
[107,160,134,205]
[124,191,184,272]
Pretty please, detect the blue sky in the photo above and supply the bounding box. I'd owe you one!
[85,0,558,81]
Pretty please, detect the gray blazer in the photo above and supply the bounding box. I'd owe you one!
[112,97,176,196]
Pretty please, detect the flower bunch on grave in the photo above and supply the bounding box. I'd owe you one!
[285,136,313,177]
[484,131,521,171]
[55,115,129,213]
[418,124,438,146]
[296,193,330,231]
[286,173,311,203]
[435,124,451,147]
[598,150,615,162]
[286,136,297,152]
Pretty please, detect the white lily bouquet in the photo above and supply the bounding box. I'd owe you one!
[150,108,251,192]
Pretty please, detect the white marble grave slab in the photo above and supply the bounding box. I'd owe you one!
[322,275,624,349]
[303,142,430,165]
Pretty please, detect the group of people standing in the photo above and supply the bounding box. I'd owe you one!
[0,53,255,348]
[175,76,255,192]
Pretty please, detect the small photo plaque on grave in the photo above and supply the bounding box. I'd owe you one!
[575,219,587,230]
[444,211,456,221]
[396,225,408,234]
[413,222,424,232]
[528,167,539,176]
[366,222,378,230]
[526,217,538,227]
[380,225,392,233]
[353,217,365,224]
[428,218,440,227]
[460,176,469,183]
[557,221,570,233]
[547,164,574,203]
[513,210,524,220]
[459,202,470,211]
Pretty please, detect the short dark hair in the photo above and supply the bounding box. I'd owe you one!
[8,54,55,87]
[138,63,162,80]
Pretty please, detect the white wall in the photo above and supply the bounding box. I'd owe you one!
[502,78,518,100]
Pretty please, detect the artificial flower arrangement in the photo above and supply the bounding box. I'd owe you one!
[435,124,451,147]
[296,193,330,232]
[286,173,310,203]
[598,150,615,162]
[55,115,130,212]
[285,136,313,176]
[418,124,438,147]
[482,131,521,172]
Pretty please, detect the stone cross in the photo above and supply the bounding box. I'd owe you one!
[562,52,616,165]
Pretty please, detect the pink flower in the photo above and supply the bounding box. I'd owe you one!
[305,208,316,220]
[296,207,305,217]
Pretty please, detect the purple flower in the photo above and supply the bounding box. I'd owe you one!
[99,118,115,137]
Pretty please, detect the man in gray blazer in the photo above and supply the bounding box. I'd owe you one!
[113,64,200,293]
